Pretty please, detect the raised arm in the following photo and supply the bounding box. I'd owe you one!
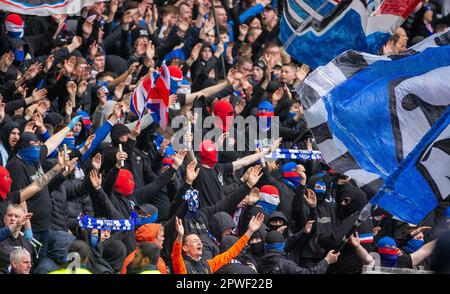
[232,138,281,171]
[349,232,375,266]
[19,151,77,203]
[44,115,81,156]
[410,239,436,268]
[207,213,265,273]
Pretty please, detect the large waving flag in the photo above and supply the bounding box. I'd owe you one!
[0,0,104,16]
[131,64,182,129]
[295,30,450,199]
[280,0,421,68]
[370,108,449,224]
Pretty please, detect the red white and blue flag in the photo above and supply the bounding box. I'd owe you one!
[0,0,104,16]
[131,63,183,129]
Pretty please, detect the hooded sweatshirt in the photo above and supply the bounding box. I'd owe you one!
[120,224,168,274]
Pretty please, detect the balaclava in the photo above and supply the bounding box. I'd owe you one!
[281,162,302,189]
[0,166,12,200]
[199,140,218,168]
[265,230,285,252]
[162,146,176,167]
[377,236,399,268]
[257,185,280,215]
[257,101,274,131]
[213,100,234,132]
[114,169,135,197]
[17,132,41,165]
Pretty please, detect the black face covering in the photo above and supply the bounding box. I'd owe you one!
[249,241,265,257]
[336,182,367,220]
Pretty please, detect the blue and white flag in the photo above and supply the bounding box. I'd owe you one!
[280,0,421,68]
[371,108,450,224]
[0,0,104,16]
[295,31,450,197]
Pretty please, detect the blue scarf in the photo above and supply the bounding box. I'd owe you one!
[18,146,41,165]
[77,214,138,231]
[288,112,296,118]
[183,189,200,219]
[283,178,301,190]
[138,212,159,225]
[256,200,277,215]
[89,234,99,248]
[13,49,25,62]
[403,239,425,254]
[265,242,285,252]
[61,137,76,150]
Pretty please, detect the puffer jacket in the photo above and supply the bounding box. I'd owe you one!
[50,177,90,232]
[67,195,94,233]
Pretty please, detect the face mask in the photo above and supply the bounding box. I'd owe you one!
[89,234,99,248]
[265,242,286,252]
[256,200,278,215]
[249,241,265,256]
[13,49,25,62]
[282,171,301,190]
[139,212,159,225]
[0,167,12,200]
[199,141,218,168]
[288,112,296,118]
[18,145,41,165]
[114,169,135,197]
[314,180,327,201]
[61,137,76,150]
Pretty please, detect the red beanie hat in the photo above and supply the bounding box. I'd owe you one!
[0,166,12,200]
[114,169,135,197]
[213,100,234,132]
[199,140,218,168]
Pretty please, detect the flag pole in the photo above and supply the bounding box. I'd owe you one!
[334,202,374,253]
[210,0,227,79]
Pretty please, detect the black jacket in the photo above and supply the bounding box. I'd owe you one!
[50,177,90,232]
[259,249,329,274]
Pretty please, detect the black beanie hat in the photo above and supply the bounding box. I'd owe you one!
[265,230,285,244]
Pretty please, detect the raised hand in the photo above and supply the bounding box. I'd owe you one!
[84,134,96,150]
[64,56,77,76]
[175,216,184,238]
[168,94,178,107]
[172,149,187,170]
[114,83,125,100]
[92,153,102,171]
[63,157,79,177]
[246,187,260,205]
[77,80,88,97]
[304,220,315,234]
[32,88,47,103]
[247,165,263,188]
[89,170,102,190]
[116,150,128,168]
[66,81,77,98]
[186,160,200,185]
[267,137,282,153]
[349,232,360,247]
[71,36,83,49]
[304,189,317,208]
[44,54,55,73]
[239,24,249,38]
[248,213,265,234]
[129,124,141,140]
[296,64,310,82]
[296,164,307,180]
[65,100,73,118]
[146,41,155,61]
[88,41,99,59]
